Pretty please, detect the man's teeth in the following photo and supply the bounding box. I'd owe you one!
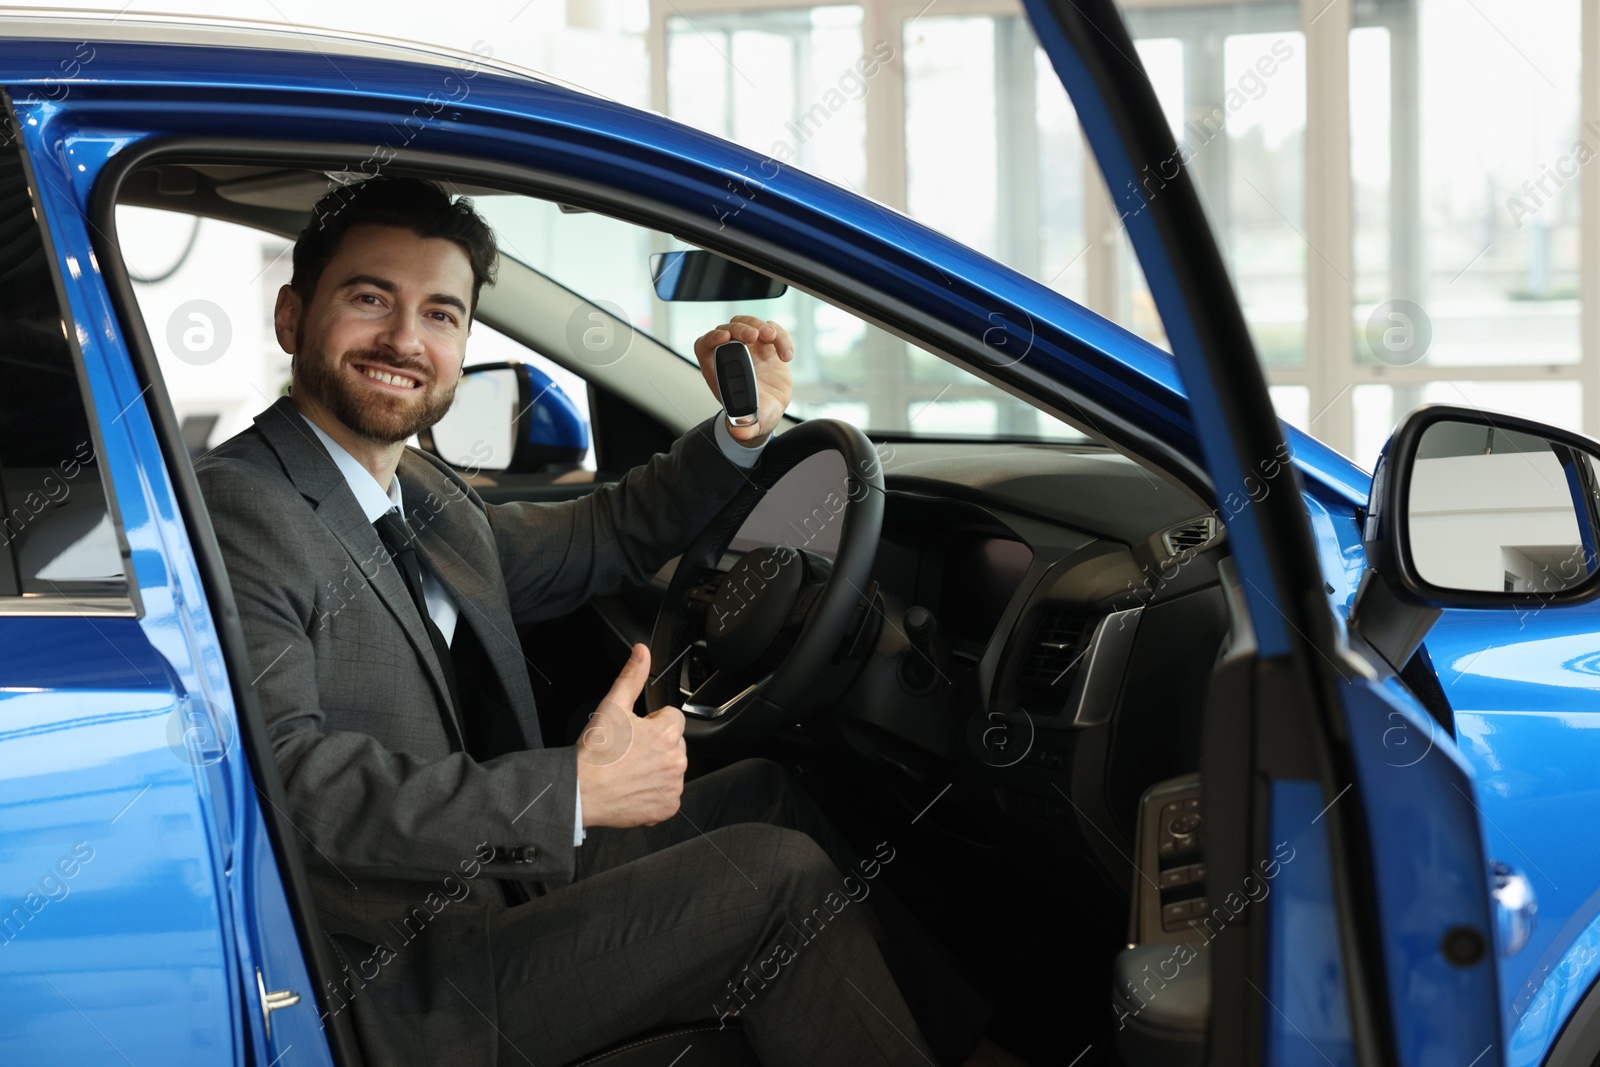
[362,366,419,388]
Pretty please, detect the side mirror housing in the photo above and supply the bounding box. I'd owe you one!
[1352,404,1600,667]
[419,361,588,473]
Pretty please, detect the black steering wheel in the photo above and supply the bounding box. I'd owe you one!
[646,419,885,749]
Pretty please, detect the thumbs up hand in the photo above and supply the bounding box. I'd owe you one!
[575,644,688,828]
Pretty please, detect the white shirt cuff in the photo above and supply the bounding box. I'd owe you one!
[714,412,767,468]
[574,780,585,846]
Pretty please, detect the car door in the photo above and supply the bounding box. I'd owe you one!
[0,90,349,1066]
[1018,0,1518,1063]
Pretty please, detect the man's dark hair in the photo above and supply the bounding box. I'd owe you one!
[290,177,499,315]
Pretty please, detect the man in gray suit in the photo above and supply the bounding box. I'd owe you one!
[199,178,1007,1067]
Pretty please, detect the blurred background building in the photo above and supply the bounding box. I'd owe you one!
[44,0,1600,470]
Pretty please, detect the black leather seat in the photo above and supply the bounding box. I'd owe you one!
[565,1021,760,1066]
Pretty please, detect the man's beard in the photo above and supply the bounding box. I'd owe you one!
[295,342,458,445]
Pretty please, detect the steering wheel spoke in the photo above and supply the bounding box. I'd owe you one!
[681,669,772,720]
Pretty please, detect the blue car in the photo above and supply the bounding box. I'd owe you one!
[2,1,1599,1064]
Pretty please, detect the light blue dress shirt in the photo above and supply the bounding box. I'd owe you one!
[301,410,766,847]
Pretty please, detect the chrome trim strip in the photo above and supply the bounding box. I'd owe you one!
[682,674,771,720]
[0,594,137,617]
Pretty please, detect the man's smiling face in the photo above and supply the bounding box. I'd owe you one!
[281,222,474,445]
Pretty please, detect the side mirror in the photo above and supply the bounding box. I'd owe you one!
[1352,405,1600,667]
[650,250,786,301]
[419,361,588,473]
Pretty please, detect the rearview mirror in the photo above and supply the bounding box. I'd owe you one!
[1368,405,1600,607]
[418,361,588,473]
[650,250,786,302]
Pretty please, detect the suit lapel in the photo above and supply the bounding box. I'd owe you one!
[402,463,546,750]
[252,398,465,743]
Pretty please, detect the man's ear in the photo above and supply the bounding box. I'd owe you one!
[273,284,301,355]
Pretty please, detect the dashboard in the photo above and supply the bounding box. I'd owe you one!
[615,436,1240,878]
[792,439,1238,861]
[937,535,1035,644]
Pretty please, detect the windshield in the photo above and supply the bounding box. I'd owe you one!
[472,194,1090,443]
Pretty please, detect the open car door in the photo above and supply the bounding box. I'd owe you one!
[1019,2,1600,1064]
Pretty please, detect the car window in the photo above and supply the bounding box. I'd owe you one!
[114,205,597,469]
[114,189,1089,452]
[462,321,597,470]
[115,206,295,452]
[0,132,127,603]
[471,194,1092,443]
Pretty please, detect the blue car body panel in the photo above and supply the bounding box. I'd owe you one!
[1266,780,1356,1067]
[0,622,239,1063]
[1438,599,1600,1060]
[0,27,1590,1066]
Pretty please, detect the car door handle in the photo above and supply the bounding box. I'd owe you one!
[1492,860,1537,956]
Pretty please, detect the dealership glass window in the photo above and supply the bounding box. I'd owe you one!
[898,12,1182,359]
[1111,34,1186,344]
[902,4,1312,374]
[654,0,1600,458]
[1222,28,1307,369]
[897,2,1318,430]
[665,6,868,193]
[1268,385,1310,433]
[1036,42,1091,304]
[659,9,1088,439]
[1351,0,1582,369]
[1426,0,1581,368]
[1123,4,1307,371]
[901,14,1189,356]
[904,16,999,258]
[902,15,1092,307]
[1350,25,1391,319]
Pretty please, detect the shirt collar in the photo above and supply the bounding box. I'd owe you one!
[300,413,404,523]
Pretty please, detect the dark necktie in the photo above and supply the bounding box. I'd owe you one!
[373,508,535,906]
[373,509,464,750]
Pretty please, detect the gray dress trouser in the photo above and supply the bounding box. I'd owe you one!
[491,758,995,1066]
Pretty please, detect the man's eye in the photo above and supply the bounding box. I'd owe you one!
[356,293,382,306]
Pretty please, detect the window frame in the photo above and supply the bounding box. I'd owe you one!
[0,94,137,617]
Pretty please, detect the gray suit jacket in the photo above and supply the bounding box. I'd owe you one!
[196,396,748,1063]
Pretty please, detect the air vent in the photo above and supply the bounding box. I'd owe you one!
[1018,607,1099,689]
[1161,515,1223,559]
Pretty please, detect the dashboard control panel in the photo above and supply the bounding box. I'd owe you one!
[1132,773,1208,944]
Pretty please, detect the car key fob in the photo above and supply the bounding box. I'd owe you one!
[714,340,761,427]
